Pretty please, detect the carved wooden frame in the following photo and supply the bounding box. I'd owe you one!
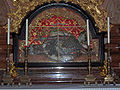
[12,2,105,67]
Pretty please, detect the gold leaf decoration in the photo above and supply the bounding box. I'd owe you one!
[5,0,108,33]
[98,60,107,76]
[10,60,18,78]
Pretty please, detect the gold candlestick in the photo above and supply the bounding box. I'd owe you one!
[1,44,14,86]
[19,46,32,86]
[84,45,97,85]
[103,43,115,85]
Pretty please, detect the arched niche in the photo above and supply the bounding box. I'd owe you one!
[12,2,105,67]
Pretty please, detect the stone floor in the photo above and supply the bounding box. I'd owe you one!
[0,84,120,89]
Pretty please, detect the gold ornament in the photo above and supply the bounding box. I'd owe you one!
[10,60,18,78]
[98,60,107,76]
[4,0,108,33]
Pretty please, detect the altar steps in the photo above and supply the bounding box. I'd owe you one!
[11,68,103,84]
[0,67,119,84]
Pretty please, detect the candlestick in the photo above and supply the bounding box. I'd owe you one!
[18,46,32,86]
[87,19,90,46]
[7,18,10,45]
[26,19,28,46]
[107,17,110,44]
[103,17,115,85]
[84,19,97,85]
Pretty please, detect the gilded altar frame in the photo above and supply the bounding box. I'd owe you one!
[12,2,105,67]
[5,0,108,33]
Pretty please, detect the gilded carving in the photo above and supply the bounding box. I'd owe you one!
[4,0,108,33]
[99,60,107,76]
[10,60,18,78]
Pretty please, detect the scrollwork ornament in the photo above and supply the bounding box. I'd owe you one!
[4,0,108,33]
[99,60,107,77]
[10,60,18,78]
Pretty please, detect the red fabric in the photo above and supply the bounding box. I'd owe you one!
[27,15,85,47]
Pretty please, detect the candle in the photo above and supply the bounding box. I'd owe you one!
[7,18,10,45]
[26,19,28,46]
[87,19,90,46]
[107,17,110,43]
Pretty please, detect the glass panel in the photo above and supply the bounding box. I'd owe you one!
[19,7,99,63]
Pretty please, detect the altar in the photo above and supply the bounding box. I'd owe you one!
[12,1,104,68]
[0,0,120,87]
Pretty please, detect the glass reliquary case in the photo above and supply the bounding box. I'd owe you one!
[12,2,105,67]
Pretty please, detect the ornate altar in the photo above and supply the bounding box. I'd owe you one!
[2,0,109,85]
[12,2,105,68]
